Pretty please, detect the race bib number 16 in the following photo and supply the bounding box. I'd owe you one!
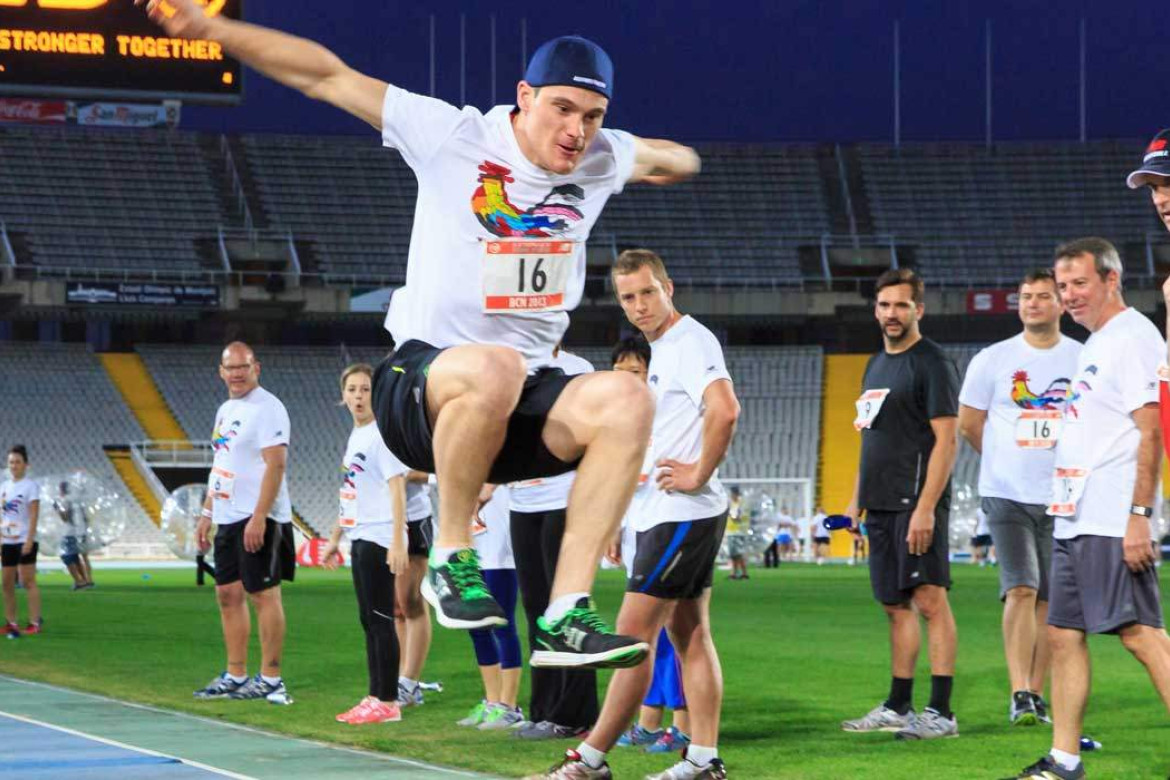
[481,240,574,313]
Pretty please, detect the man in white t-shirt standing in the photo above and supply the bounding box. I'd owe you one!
[193,342,295,705]
[139,1,699,668]
[1001,239,1170,780]
[529,249,739,780]
[959,268,1081,727]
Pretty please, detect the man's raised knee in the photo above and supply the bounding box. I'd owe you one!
[604,370,655,428]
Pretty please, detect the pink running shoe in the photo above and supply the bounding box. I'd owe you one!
[336,696,375,723]
[347,698,402,725]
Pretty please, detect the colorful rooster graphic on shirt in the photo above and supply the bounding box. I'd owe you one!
[212,419,241,453]
[341,452,367,490]
[1,494,21,519]
[1010,371,1073,411]
[471,161,584,237]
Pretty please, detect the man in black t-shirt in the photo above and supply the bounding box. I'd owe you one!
[840,268,961,741]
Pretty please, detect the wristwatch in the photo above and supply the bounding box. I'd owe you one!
[1130,505,1153,518]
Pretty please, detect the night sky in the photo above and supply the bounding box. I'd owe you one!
[177,0,1169,144]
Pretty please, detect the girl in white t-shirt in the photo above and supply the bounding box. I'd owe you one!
[323,364,410,725]
[2,445,42,639]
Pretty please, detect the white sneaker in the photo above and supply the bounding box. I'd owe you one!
[645,757,727,780]
[895,707,958,740]
[841,703,914,732]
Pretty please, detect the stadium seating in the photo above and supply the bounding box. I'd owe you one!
[857,142,1160,282]
[238,136,827,285]
[573,345,823,483]
[0,127,226,275]
[0,343,159,552]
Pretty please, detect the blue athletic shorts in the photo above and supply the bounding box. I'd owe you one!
[643,627,686,709]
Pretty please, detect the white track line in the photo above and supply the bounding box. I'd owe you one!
[0,675,489,778]
[0,709,256,780]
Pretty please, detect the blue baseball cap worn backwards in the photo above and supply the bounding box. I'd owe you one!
[524,35,614,101]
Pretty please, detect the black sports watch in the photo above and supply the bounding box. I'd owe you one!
[1130,505,1153,518]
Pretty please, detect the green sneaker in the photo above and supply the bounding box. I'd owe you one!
[530,597,649,669]
[457,699,489,727]
[421,549,506,630]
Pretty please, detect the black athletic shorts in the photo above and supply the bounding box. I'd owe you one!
[371,340,582,485]
[1048,535,1164,635]
[213,519,296,594]
[867,506,952,605]
[627,512,728,600]
[407,517,433,557]
[0,542,37,567]
[971,534,993,548]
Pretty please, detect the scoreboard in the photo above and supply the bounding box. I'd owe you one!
[0,0,242,104]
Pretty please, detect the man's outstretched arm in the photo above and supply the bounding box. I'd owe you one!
[630,137,701,185]
[139,0,387,129]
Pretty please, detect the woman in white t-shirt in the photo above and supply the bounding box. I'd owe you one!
[322,364,410,725]
[1,445,42,639]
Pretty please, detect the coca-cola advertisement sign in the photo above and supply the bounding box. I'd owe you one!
[0,99,67,124]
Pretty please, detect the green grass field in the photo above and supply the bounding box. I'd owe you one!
[0,564,1166,778]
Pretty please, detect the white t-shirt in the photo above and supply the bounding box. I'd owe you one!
[974,507,990,537]
[811,511,829,541]
[380,85,637,369]
[959,333,1083,505]
[1,477,40,545]
[631,316,733,531]
[472,484,514,570]
[340,421,428,548]
[1051,308,1164,539]
[508,350,595,512]
[208,387,292,525]
[776,513,795,539]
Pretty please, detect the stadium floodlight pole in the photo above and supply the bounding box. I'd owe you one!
[893,20,901,149]
[985,19,993,150]
[520,18,527,77]
[1079,17,1087,143]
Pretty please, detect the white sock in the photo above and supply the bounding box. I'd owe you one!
[399,677,418,690]
[1049,749,1081,771]
[575,742,606,769]
[544,592,589,623]
[261,674,282,686]
[227,673,247,684]
[431,545,466,563]
[687,745,718,766]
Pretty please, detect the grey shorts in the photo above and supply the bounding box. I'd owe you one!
[1047,535,1164,635]
[726,533,748,558]
[982,497,1054,601]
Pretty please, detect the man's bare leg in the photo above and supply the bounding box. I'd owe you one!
[583,594,674,752]
[1048,626,1089,757]
[1003,586,1039,693]
[1028,600,1052,695]
[884,603,921,679]
[250,586,286,679]
[216,582,250,678]
[2,567,17,625]
[542,371,653,602]
[668,590,722,749]
[426,345,527,549]
[1119,623,1170,712]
